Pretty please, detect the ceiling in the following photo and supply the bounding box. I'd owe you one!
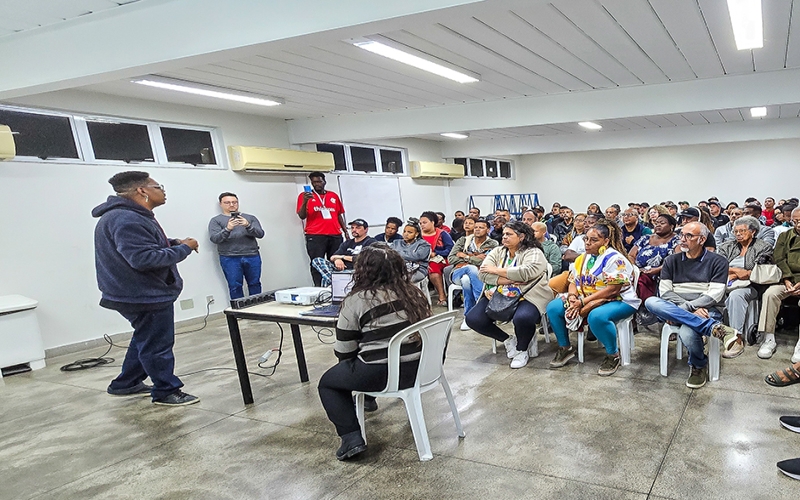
[1,0,800,157]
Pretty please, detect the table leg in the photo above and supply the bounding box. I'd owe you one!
[226,314,254,405]
[291,323,309,383]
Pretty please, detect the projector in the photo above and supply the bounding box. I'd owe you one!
[274,287,329,305]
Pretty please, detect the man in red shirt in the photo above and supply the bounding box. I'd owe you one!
[297,172,349,286]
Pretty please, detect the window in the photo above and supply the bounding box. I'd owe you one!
[313,142,406,175]
[469,158,483,177]
[485,159,498,177]
[161,127,216,165]
[499,161,511,178]
[454,157,468,176]
[0,108,78,160]
[450,156,513,179]
[87,121,154,163]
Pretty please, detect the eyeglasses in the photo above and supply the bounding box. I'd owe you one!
[679,233,700,240]
[221,200,238,205]
[622,213,637,217]
[145,184,165,191]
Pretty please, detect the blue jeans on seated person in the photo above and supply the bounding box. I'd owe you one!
[644,296,722,369]
[451,265,482,314]
[546,298,637,355]
[465,295,542,351]
[219,254,262,300]
[311,258,336,287]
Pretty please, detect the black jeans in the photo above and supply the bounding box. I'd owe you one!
[318,357,419,436]
[305,234,343,286]
[465,295,542,351]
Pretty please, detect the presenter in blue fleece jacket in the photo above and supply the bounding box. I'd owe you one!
[92,171,200,406]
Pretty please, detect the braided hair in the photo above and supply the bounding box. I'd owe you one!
[589,219,631,263]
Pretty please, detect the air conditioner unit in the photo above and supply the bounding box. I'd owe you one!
[0,125,15,161]
[409,161,465,179]
[229,146,334,173]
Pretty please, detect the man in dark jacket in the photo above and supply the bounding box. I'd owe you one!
[93,171,199,406]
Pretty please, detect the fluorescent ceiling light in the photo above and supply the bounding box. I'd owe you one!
[578,121,602,130]
[440,132,469,139]
[354,40,479,83]
[727,0,763,50]
[750,106,767,118]
[133,78,283,107]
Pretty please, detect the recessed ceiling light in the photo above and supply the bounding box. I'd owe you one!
[133,77,283,107]
[750,106,767,118]
[353,40,479,84]
[578,121,602,130]
[440,132,469,139]
[727,0,763,50]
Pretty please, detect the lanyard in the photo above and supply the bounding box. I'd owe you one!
[314,191,327,209]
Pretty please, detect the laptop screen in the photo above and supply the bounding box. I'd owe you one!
[331,272,354,303]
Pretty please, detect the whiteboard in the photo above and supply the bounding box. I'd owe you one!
[337,175,404,236]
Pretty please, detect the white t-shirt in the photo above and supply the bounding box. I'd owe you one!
[567,234,586,254]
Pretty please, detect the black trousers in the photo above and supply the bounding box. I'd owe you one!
[318,357,419,436]
[305,234,343,286]
[465,295,542,351]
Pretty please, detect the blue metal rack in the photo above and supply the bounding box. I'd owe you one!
[468,193,539,220]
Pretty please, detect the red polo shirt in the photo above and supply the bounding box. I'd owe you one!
[297,190,344,235]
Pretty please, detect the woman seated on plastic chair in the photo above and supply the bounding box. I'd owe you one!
[465,220,552,369]
[391,218,431,284]
[547,219,640,376]
[318,244,432,461]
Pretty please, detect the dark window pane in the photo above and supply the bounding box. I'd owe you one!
[499,161,511,178]
[485,160,498,177]
[161,127,216,165]
[469,158,483,177]
[0,109,78,159]
[380,149,403,174]
[316,143,346,171]
[454,157,468,176]
[88,121,153,163]
[350,146,377,172]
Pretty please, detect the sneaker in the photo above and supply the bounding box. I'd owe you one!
[586,330,597,342]
[504,335,519,359]
[722,337,744,359]
[550,345,575,368]
[777,457,800,480]
[792,340,800,364]
[360,396,378,413]
[153,390,200,406]
[779,416,800,434]
[710,323,740,341]
[459,319,470,331]
[107,382,152,396]
[336,431,367,461]
[686,365,707,389]
[757,338,778,359]
[597,355,621,376]
[510,351,529,369]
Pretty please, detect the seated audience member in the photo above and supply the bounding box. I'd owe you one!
[717,216,774,357]
[449,218,466,243]
[448,218,499,328]
[318,244,432,461]
[489,211,508,242]
[708,200,730,229]
[533,206,546,221]
[468,207,481,219]
[679,201,690,212]
[454,210,465,222]
[390,218,431,284]
[679,207,716,251]
[587,203,602,216]
[435,211,451,233]
[644,222,742,388]
[714,206,744,246]
[774,204,797,239]
[420,211,454,305]
[544,203,561,223]
[743,203,776,246]
[758,207,800,366]
[532,221,562,272]
[465,221,551,369]
[521,210,536,227]
[643,204,670,230]
[629,214,679,302]
[554,206,575,246]
[374,217,403,243]
[763,197,777,226]
[725,201,739,215]
[666,203,679,218]
[312,219,376,287]
[698,200,709,211]
[561,212,587,251]
[621,208,653,253]
[605,204,622,226]
[547,220,639,376]
[638,202,650,217]
[562,213,602,265]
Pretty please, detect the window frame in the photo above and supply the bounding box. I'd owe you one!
[0,105,86,163]
[451,156,514,179]
[316,142,407,175]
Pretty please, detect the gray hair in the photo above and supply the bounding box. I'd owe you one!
[733,216,760,234]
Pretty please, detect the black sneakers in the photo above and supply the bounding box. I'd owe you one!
[336,431,367,461]
[780,416,800,434]
[153,391,200,406]
[107,382,153,396]
[777,457,800,480]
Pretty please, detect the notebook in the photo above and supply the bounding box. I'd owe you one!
[300,271,354,317]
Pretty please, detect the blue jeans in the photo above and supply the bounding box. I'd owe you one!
[546,298,637,355]
[109,305,184,401]
[451,265,482,314]
[219,254,262,299]
[645,297,722,369]
[465,295,542,351]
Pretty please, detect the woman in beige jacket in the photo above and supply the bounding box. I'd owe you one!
[465,220,552,369]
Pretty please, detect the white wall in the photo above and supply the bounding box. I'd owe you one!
[515,138,800,211]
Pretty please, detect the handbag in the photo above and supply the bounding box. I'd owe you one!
[751,264,782,285]
[484,249,544,322]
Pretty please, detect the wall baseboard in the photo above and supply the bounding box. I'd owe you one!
[45,311,226,359]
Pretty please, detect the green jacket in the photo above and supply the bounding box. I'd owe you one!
[541,239,562,272]
[774,229,800,284]
[448,235,498,267]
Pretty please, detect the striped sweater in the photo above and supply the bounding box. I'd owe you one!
[659,249,728,312]
[334,289,425,364]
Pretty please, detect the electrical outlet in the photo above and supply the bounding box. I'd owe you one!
[206,295,214,305]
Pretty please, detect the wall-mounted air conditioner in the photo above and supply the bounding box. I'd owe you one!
[409,161,465,179]
[0,125,15,161]
[229,146,334,173]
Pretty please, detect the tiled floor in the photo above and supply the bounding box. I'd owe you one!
[2,312,800,499]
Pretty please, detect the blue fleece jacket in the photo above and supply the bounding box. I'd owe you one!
[92,196,192,305]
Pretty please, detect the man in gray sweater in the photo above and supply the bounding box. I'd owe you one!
[209,192,265,300]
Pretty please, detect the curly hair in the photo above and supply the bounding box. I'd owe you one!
[503,220,542,253]
[588,219,631,262]
[349,244,431,325]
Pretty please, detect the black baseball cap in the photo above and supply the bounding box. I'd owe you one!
[348,218,369,228]
[679,207,701,219]
[708,200,721,207]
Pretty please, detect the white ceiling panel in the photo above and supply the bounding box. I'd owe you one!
[0,0,141,36]
[779,103,800,118]
[681,112,710,125]
[786,2,800,67]
[719,108,745,122]
[700,111,727,124]
[754,0,793,71]
[697,0,755,74]
[649,0,723,79]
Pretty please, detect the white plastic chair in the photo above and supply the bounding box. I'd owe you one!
[659,323,720,381]
[354,311,465,461]
[577,315,635,364]
[447,283,462,311]
[417,277,432,306]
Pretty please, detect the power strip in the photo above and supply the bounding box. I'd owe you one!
[230,289,278,309]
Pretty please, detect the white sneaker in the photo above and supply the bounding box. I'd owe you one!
[504,335,519,359]
[510,351,529,369]
[459,319,470,331]
[792,339,800,364]
[757,338,777,359]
